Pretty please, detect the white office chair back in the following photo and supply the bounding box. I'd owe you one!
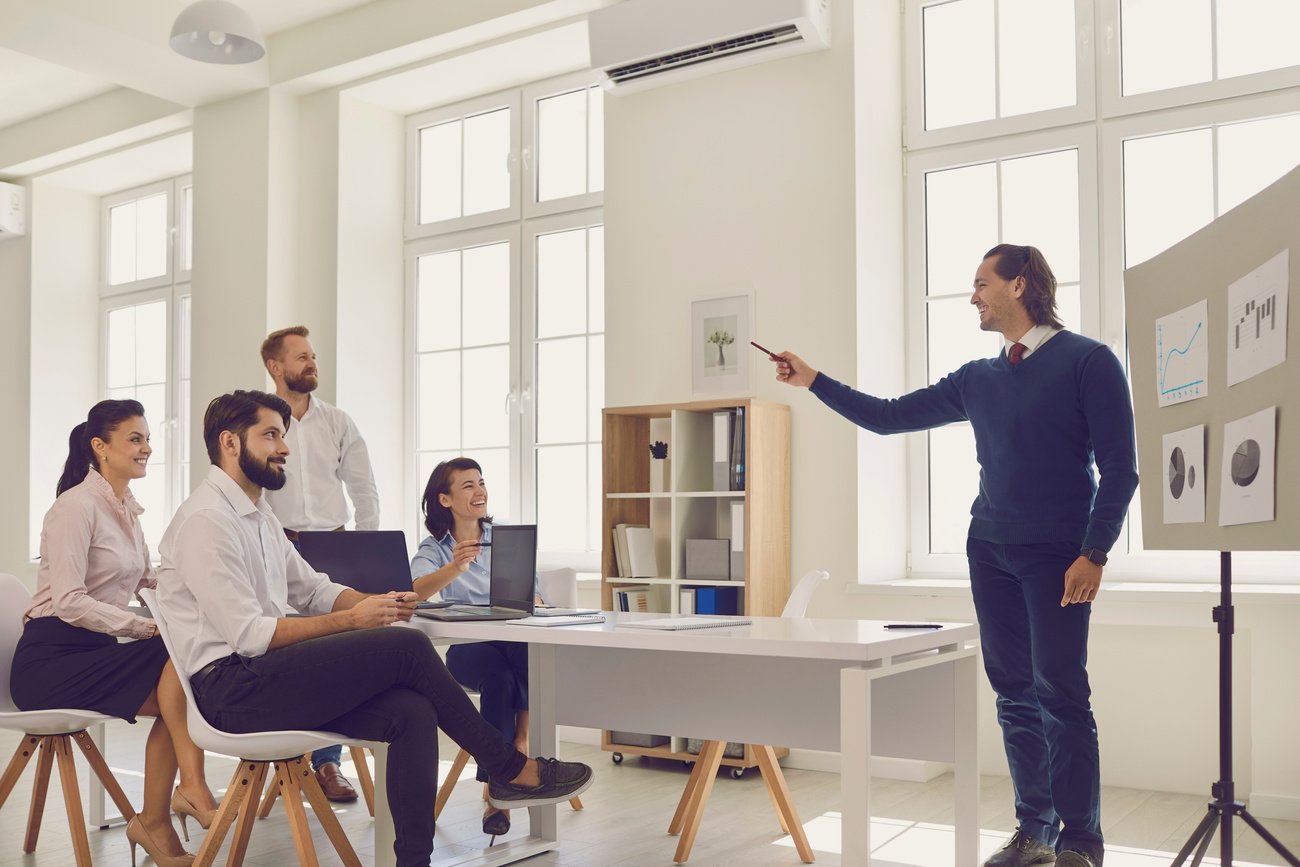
[0,574,30,713]
[536,567,578,608]
[140,588,354,760]
[781,570,830,620]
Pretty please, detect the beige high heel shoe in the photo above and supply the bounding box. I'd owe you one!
[126,815,196,867]
[170,787,217,842]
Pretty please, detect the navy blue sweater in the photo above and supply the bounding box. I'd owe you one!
[810,330,1138,553]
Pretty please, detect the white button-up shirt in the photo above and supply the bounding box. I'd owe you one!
[156,465,347,676]
[25,470,156,639]
[263,396,380,532]
[1004,323,1060,361]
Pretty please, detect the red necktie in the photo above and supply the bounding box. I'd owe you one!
[1009,342,1027,365]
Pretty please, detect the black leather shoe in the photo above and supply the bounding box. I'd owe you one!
[984,828,1056,867]
[482,809,510,836]
[1055,851,1096,867]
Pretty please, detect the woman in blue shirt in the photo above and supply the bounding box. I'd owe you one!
[410,457,528,838]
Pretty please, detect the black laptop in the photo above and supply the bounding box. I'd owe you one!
[297,530,413,595]
[417,524,537,622]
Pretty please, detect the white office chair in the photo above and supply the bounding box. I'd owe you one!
[667,569,831,864]
[536,567,579,608]
[0,573,139,867]
[140,589,369,867]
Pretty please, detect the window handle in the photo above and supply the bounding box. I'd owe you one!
[504,389,519,414]
[521,146,533,173]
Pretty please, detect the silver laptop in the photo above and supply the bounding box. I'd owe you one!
[417,524,537,622]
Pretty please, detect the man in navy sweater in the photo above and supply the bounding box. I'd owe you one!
[774,244,1137,867]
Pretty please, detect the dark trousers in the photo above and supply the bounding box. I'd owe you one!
[967,537,1103,864]
[446,641,529,782]
[191,627,527,867]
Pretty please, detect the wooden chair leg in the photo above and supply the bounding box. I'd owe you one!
[755,747,789,834]
[71,730,138,823]
[257,770,281,818]
[24,736,55,853]
[194,761,262,867]
[756,745,814,863]
[669,746,712,835]
[225,761,270,867]
[433,748,470,820]
[294,755,363,867]
[53,736,93,867]
[569,795,584,811]
[349,745,375,818]
[674,739,725,864]
[278,759,322,867]
[0,735,40,812]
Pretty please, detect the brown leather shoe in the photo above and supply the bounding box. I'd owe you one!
[314,762,359,803]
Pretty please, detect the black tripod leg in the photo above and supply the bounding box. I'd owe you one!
[1188,818,1217,867]
[1172,808,1218,867]
[1238,810,1300,867]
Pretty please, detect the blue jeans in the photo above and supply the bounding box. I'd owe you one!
[312,744,343,770]
[446,641,528,783]
[967,537,1103,864]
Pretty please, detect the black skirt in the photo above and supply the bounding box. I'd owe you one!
[10,616,169,723]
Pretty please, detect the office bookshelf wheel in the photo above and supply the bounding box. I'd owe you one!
[730,767,746,780]
[612,752,623,764]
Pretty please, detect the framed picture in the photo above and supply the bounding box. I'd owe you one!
[691,293,754,397]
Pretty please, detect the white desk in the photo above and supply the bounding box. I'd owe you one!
[373,613,980,867]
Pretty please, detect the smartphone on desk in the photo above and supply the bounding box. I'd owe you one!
[415,600,454,610]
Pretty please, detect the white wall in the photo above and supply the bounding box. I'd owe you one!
[0,202,32,581]
[27,181,99,560]
[604,0,867,589]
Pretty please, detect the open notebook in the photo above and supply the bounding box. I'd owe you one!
[619,617,752,631]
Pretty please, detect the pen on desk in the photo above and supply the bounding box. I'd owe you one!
[884,623,943,630]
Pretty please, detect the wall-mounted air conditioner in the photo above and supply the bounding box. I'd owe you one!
[589,0,830,94]
[0,182,25,241]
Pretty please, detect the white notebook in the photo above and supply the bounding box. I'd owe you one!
[619,617,752,631]
[511,614,606,627]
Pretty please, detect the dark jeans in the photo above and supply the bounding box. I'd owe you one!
[967,537,1103,864]
[446,641,529,782]
[191,627,527,867]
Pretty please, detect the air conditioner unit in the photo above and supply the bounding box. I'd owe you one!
[0,181,25,241]
[589,0,830,94]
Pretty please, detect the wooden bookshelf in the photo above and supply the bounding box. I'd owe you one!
[600,397,791,775]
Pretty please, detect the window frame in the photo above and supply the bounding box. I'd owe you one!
[521,72,605,220]
[100,178,175,297]
[904,0,1098,150]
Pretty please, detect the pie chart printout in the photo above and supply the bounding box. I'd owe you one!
[1162,425,1205,525]
[1219,407,1276,527]
[1169,446,1188,499]
[1231,439,1261,487]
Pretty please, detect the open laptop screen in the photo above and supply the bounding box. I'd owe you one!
[297,530,412,595]
[489,524,537,611]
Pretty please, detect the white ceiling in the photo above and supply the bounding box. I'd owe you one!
[0,48,115,128]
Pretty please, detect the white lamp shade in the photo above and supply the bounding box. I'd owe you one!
[170,0,265,64]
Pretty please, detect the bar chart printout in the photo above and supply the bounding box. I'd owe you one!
[1155,299,1209,408]
[1226,249,1290,387]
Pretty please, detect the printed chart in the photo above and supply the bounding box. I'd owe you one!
[1155,299,1209,408]
[1162,425,1205,524]
[1219,406,1277,527]
[1226,249,1289,387]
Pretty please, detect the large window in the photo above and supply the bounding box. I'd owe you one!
[100,176,193,549]
[903,0,1300,580]
[406,74,604,567]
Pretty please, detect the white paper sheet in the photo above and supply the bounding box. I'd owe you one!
[1218,406,1277,527]
[1162,425,1205,524]
[1155,299,1210,407]
[1226,250,1289,387]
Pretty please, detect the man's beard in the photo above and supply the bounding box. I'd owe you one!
[239,448,287,491]
[284,370,318,394]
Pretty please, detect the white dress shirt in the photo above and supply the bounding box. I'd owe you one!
[25,469,156,639]
[263,396,379,532]
[156,466,347,676]
[1004,323,1060,361]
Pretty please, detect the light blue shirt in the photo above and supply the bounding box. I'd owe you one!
[410,522,546,605]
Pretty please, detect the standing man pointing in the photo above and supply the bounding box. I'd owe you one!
[773,245,1137,867]
[261,325,380,802]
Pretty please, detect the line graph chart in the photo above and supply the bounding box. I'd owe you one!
[1156,299,1209,408]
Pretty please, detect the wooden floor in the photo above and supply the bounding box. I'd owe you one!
[1,726,1298,866]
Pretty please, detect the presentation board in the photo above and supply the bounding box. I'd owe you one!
[1125,163,1299,551]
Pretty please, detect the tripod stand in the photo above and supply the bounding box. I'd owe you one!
[1171,552,1300,867]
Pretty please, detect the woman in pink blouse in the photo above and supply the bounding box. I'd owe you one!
[11,400,217,867]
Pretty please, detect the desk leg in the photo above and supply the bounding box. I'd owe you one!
[953,652,980,867]
[85,722,125,829]
[372,743,395,867]
[527,643,559,843]
[841,665,871,865]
